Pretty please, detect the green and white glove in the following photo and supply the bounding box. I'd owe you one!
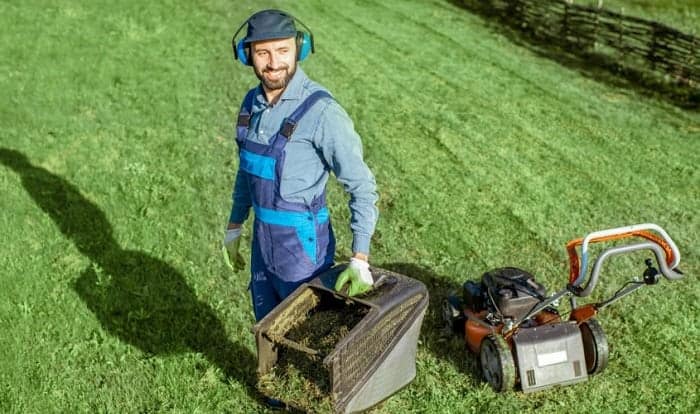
[334,257,374,296]
[222,228,245,271]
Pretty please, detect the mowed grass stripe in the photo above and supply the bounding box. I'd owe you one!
[352,0,697,171]
[310,0,696,243]
[293,6,495,268]
[300,1,684,276]
[300,2,556,226]
[363,0,698,161]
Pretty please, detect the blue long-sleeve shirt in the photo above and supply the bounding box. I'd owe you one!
[229,68,378,255]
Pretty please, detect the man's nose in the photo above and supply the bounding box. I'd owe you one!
[267,53,279,69]
[268,52,282,68]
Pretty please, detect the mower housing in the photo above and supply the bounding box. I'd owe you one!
[252,266,428,413]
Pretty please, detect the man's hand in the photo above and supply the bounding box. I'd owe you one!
[334,257,374,296]
[222,227,245,271]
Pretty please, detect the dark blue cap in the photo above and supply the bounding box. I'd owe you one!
[242,9,297,44]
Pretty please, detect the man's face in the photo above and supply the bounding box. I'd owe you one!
[251,37,297,92]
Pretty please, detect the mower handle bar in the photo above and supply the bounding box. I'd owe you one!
[572,223,680,288]
[571,241,684,297]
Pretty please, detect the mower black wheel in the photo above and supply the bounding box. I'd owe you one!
[479,334,515,392]
[580,318,609,376]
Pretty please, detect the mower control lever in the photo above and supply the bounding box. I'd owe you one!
[643,259,660,285]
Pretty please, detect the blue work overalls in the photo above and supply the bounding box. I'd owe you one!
[236,90,336,321]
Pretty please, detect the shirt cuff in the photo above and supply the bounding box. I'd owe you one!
[352,233,372,256]
[229,205,250,224]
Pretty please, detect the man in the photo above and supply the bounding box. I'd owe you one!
[223,9,379,321]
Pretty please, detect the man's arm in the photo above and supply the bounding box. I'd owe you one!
[314,101,379,258]
[222,168,251,271]
[228,168,252,228]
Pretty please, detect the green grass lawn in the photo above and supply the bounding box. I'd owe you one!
[1,0,698,412]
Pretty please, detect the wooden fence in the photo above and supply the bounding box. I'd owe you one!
[454,0,699,107]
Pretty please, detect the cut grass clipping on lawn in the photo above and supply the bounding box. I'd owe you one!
[1,0,698,413]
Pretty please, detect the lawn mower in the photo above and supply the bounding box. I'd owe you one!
[442,223,684,393]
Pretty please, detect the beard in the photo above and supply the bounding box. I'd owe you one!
[254,63,296,91]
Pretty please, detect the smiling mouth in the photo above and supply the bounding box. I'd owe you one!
[266,70,284,79]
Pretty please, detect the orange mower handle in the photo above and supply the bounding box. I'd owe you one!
[565,224,682,299]
[567,230,676,284]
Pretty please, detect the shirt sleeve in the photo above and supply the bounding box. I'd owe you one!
[229,168,252,224]
[314,100,379,255]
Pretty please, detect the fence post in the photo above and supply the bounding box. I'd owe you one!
[562,1,570,47]
[647,23,659,71]
[691,37,699,86]
[617,8,625,59]
[506,0,519,23]
[592,1,602,51]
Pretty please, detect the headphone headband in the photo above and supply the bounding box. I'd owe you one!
[231,10,315,66]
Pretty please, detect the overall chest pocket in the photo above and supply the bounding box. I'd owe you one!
[239,149,276,180]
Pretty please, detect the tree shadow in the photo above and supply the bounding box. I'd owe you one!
[0,148,260,403]
[378,262,482,383]
[449,0,699,110]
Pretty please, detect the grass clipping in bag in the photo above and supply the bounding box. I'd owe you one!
[258,302,368,413]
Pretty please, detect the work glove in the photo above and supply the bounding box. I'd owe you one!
[222,228,245,271]
[334,257,374,296]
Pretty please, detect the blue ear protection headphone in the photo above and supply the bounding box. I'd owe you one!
[231,11,315,66]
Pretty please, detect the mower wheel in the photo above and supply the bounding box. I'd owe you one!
[580,318,609,375]
[479,334,515,392]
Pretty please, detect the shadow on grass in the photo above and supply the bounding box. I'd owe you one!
[378,262,482,383]
[449,0,699,110]
[0,148,260,402]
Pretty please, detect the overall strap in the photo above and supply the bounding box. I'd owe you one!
[279,90,333,140]
[235,88,257,145]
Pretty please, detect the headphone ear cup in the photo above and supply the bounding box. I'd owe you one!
[296,32,312,62]
[236,40,251,66]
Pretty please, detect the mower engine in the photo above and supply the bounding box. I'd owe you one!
[443,223,684,393]
[476,267,547,324]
